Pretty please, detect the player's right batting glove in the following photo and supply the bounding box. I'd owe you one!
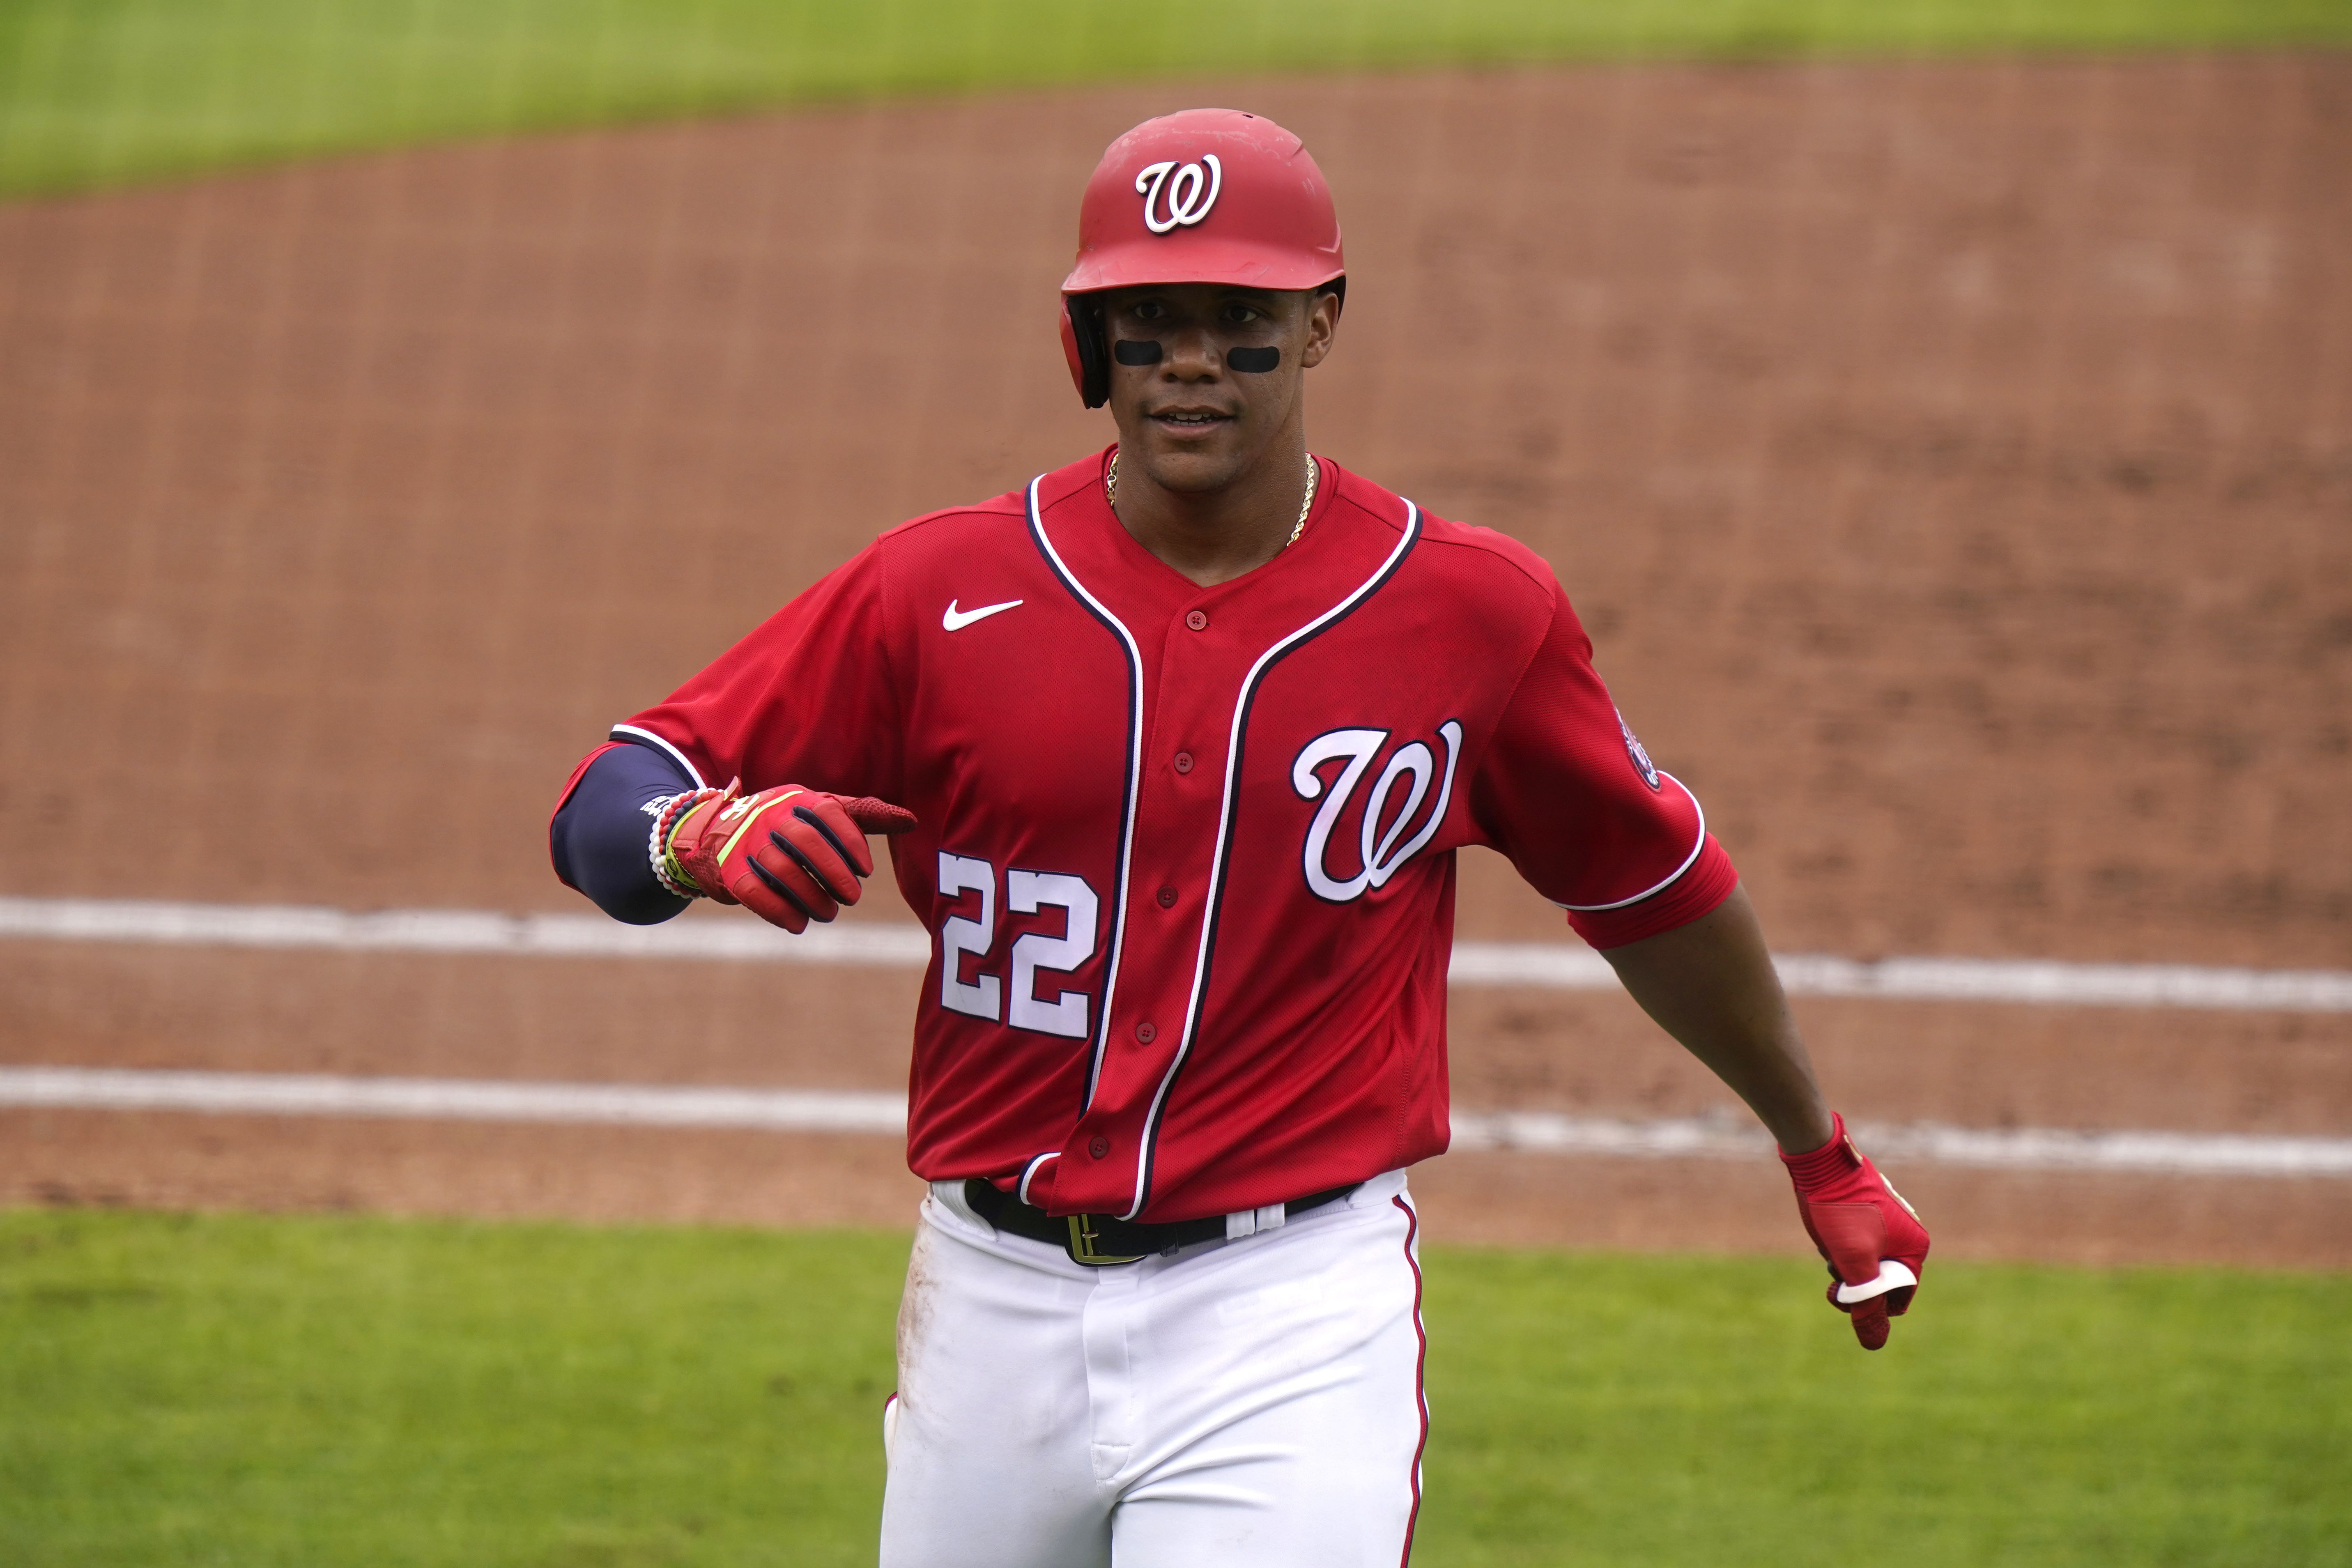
[667,781,916,933]
[1780,1113,1930,1351]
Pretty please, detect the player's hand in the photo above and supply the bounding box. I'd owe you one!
[1779,1113,1929,1350]
[669,781,917,933]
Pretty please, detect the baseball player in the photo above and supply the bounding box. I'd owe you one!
[551,108,1928,1566]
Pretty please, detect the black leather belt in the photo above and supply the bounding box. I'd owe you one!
[963,1179,1360,1267]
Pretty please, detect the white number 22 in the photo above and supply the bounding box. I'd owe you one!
[936,853,1099,1039]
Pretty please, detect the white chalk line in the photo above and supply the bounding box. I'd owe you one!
[3,896,2349,1012]
[0,1067,907,1134]
[0,896,933,966]
[2,1067,2345,1178]
[1447,1109,2352,1177]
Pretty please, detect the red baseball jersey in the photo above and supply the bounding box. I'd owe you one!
[612,450,1735,1222]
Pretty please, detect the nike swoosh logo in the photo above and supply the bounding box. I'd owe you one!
[943,598,1023,632]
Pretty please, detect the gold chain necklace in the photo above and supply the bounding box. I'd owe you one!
[1105,450,1319,549]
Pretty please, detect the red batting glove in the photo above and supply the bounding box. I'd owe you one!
[669,781,916,933]
[1780,1113,1930,1350]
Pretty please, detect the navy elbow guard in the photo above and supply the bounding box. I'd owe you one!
[549,740,700,924]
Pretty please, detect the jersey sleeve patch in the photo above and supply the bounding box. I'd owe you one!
[1616,708,1663,792]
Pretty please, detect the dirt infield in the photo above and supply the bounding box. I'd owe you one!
[2,55,2347,1262]
[9,1108,2341,1269]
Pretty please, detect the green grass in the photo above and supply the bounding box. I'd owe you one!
[4,1208,2347,1566]
[1421,1249,2352,1565]
[2,0,2347,198]
[1,1209,907,1566]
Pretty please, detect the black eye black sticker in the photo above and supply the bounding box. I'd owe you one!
[1226,346,1280,373]
[1113,340,1163,365]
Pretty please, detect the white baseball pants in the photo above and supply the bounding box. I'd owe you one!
[878,1169,1429,1567]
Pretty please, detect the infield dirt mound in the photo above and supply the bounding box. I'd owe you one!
[1,55,2346,1260]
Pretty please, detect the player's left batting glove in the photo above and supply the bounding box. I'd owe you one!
[1780,1113,1930,1351]
[667,781,916,933]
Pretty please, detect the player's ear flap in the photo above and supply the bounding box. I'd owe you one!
[1063,296,1110,409]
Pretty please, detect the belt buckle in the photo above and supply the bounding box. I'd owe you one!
[1065,1214,1145,1267]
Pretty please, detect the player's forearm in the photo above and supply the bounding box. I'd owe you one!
[1596,884,1835,1153]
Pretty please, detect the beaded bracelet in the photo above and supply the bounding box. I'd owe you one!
[647,789,720,900]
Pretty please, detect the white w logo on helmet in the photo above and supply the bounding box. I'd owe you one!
[1134,155,1223,234]
[1292,722,1463,903]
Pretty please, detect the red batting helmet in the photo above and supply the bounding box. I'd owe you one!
[1059,108,1345,408]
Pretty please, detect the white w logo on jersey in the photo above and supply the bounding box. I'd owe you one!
[1134,155,1222,234]
[1290,721,1464,903]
